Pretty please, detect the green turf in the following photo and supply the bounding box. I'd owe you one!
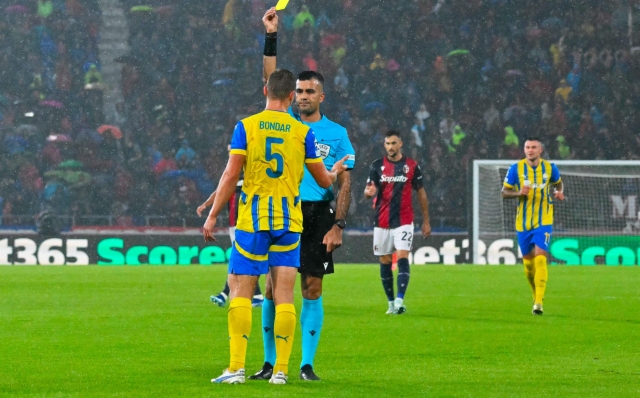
[1,265,639,397]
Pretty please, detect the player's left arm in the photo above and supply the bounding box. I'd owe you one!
[204,121,247,242]
[203,155,244,242]
[413,165,431,238]
[416,188,431,238]
[550,164,565,201]
[197,190,217,217]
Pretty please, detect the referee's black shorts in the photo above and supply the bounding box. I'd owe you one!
[300,201,335,277]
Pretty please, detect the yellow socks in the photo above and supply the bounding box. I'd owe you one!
[228,297,252,372]
[533,255,548,305]
[523,258,536,300]
[273,303,296,375]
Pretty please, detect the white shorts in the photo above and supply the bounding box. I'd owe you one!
[373,223,414,256]
[229,227,236,243]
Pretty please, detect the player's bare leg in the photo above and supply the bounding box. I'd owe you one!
[251,270,275,380]
[299,274,323,380]
[394,250,411,314]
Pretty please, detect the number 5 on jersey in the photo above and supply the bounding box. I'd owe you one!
[265,137,284,178]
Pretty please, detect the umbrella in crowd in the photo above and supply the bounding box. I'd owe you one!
[130,5,153,12]
[58,160,84,169]
[154,5,174,16]
[40,100,64,109]
[364,101,386,112]
[5,5,28,14]
[16,124,38,136]
[213,79,234,86]
[447,49,470,57]
[97,125,123,139]
[46,134,72,143]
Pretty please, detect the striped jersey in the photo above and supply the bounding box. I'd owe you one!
[367,156,424,228]
[503,158,562,232]
[229,110,322,233]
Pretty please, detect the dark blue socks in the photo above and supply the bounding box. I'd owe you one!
[380,263,394,301]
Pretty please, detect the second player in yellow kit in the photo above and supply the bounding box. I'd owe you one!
[503,138,565,316]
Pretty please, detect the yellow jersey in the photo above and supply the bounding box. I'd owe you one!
[503,158,562,232]
[229,110,322,233]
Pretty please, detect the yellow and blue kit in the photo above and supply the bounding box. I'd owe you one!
[228,110,322,275]
[503,158,561,254]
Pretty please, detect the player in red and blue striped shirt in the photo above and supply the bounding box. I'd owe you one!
[364,130,431,315]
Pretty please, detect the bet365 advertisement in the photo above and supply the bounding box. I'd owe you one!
[0,233,638,265]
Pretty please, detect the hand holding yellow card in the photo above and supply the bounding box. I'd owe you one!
[275,0,289,10]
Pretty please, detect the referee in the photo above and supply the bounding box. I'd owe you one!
[250,7,356,382]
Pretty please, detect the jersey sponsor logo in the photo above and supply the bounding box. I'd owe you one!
[316,143,331,159]
[380,174,408,183]
[259,121,291,132]
[403,164,409,173]
[525,182,548,189]
[347,154,355,161]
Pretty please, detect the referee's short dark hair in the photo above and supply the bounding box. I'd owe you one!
[267,69,296,100]
[386,130,402,140]
[297,70,324,87]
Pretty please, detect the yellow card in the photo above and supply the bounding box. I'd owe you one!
[275,0,289,10]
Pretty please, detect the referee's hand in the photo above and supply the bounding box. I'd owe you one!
[323,226,343,252]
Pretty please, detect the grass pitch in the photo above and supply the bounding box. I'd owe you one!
[1,264,639,397]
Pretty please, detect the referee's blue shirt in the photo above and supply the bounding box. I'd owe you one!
[289,108,356,202]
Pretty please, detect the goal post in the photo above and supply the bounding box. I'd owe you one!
[472,160,640,265]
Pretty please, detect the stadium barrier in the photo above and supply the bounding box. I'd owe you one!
[0,231,638,265]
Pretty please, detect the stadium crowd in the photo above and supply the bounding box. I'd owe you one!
[1,0,639,229]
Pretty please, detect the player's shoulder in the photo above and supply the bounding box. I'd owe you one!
[370,158,384,169]
[509,159,526,170]
[318,115,348,135]
[404,156,420,167]
[244,110,309,132]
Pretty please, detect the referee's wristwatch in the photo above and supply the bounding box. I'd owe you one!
[334,219,346,229]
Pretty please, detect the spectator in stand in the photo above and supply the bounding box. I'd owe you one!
[154,152,177,178]
[175,139,196,165]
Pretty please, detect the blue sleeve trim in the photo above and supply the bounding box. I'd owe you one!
[304,128,320,160]
[230,122,247,151]
[550,163,561,183]
[336,128,356,169]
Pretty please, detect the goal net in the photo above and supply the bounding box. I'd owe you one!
[472,160,640,265]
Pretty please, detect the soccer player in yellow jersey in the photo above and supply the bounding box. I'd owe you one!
[502,138,565,315]
[203,69,347,385]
